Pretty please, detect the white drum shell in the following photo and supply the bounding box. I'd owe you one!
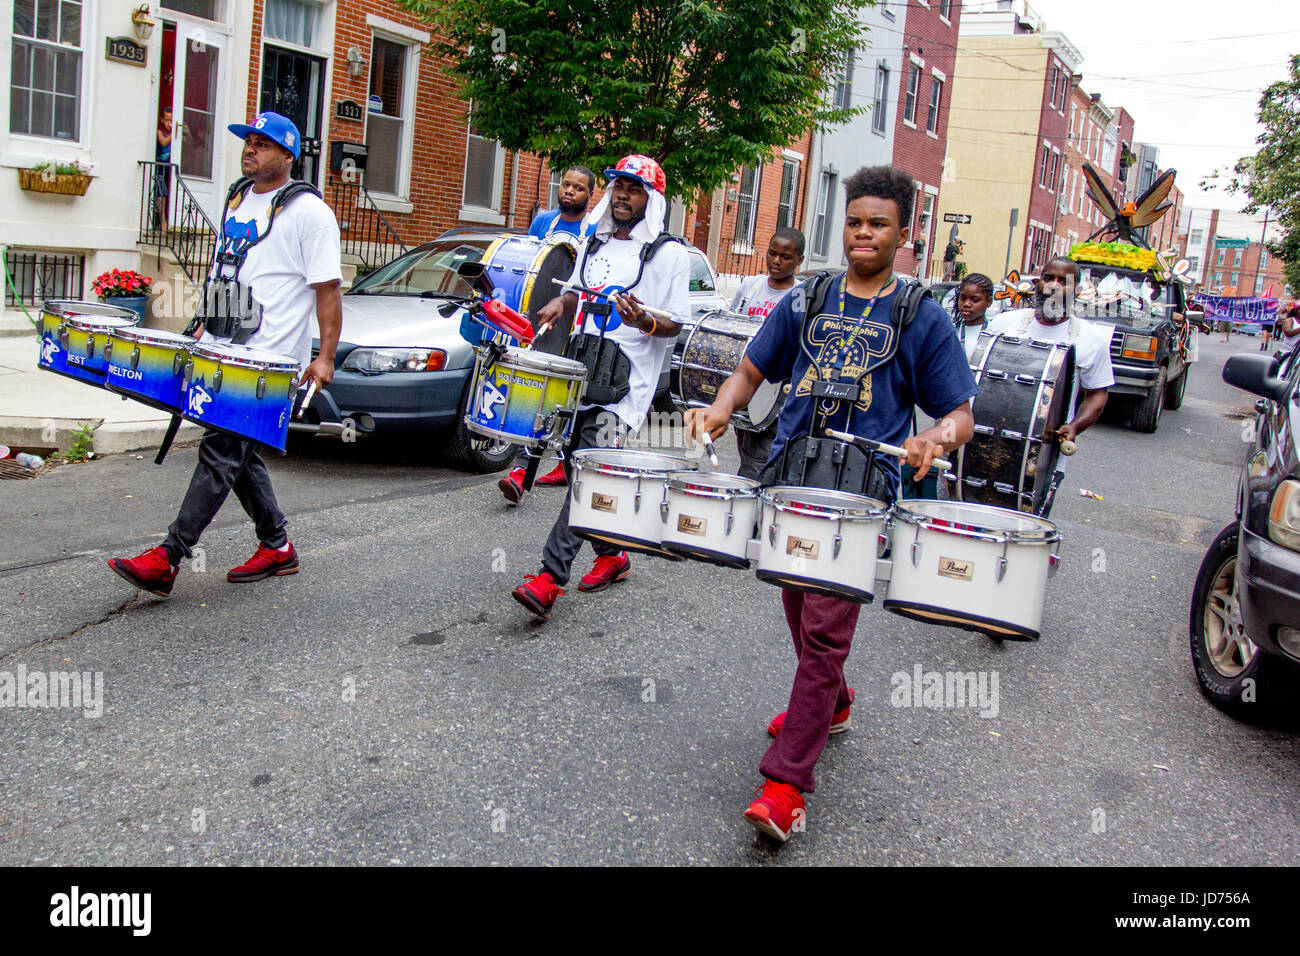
[883,501,1058,639]
[660,473,760,568]
[569,451,697,558]
[755,488,887,603]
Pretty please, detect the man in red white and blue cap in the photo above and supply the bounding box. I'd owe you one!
[509,154,691,619]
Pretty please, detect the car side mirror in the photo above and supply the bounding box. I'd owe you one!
[1223,353,1295,405]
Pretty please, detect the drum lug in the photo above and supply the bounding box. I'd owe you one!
[660,497,670,523]
[767,522,777,547]
[833,533,842,559]
[985,369,1007,380]
[182,360,194,384]
[634,477,642,514]
[59,327,70,349]
[213,367,223,393]
[910,540,922,567]
[996,556,1008,583]
[86,334,96,360]
[256,374,266,400]
[1000,429,1025,441]
[173,352,185,376]
[973,424,995,436]
[964,477,988,489]
[127,346,139,370]
[994,481,1016,495]
[572,477,582,502]
[1014,374,1038,385]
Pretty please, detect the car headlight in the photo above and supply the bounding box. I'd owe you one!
[1121,333,1158,360]
[342,348,447,373]
[1269,479,1300,552]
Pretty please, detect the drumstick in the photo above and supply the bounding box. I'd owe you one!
[700,431,720,469]
[1060,438,1077,456]
[296,379,317,421]
[551,278,672,320]
[823,428,952,472]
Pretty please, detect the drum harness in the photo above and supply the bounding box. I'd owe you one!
[764,271,931,501]
[184,177,323,344]
[564,231,683,407]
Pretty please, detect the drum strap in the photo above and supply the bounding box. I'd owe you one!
[1017,310,1083,344]
[762,436,896,502]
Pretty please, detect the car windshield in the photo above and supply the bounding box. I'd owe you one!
[348,240,485,297]
[689,251,717,293]
[1072,264,1174,326]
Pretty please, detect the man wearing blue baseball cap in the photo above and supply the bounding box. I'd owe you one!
[108,111,344,598]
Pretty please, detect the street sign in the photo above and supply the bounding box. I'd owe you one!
[1214,237,1249,248]
[943,213,972,224]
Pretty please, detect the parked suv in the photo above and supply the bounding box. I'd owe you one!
[1190,348,1300,718]
[1069,256,1199,433]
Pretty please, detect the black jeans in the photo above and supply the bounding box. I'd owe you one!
[736,419,778,481]
[162,430,288,564]
[539,406,622,585]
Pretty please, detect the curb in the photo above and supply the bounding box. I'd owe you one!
[0,414,202,456]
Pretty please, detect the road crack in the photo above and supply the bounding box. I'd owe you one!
[0,594,142,660]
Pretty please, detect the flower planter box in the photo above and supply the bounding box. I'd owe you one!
[18,168,92,196]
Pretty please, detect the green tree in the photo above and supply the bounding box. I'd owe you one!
[1211,54,1300,292]
[399,0,873,201]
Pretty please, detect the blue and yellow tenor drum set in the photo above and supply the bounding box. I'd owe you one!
[37,299,301,452]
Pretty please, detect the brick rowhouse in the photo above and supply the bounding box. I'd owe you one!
[892,0,962,280]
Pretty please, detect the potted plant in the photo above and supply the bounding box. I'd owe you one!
[92,268,153,323]
[18,160,94,196]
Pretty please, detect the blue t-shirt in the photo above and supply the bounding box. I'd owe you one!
[745,275,979,486]
[528,209,595,241]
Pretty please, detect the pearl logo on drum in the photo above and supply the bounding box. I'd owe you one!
[938,557,974,581]
[591,492,618,513]
[785,536,819,560]
[676,514,707,537]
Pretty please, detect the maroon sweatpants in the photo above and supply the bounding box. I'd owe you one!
[758,588,861,793]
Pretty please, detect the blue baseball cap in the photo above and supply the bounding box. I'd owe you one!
[228,111,301,159]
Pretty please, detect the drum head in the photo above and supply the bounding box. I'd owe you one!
[525,242,577,355]
[743,380,782,431]
[113,327,195,347]
[893,499,1058,538]
[1032,345,1075,514]
[573,448,696,475]
[44,299,139,323]
[193,341,297,370]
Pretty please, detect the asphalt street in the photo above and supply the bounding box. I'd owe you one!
[1,335,1297,865]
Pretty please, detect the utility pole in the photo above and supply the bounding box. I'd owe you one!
[1250,207,1271,297]
[1005,207,1019,279]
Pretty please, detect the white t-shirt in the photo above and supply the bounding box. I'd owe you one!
[730,275,794,320]
[204,186,342,369]
[987,309,1116,401]
[565,236,690,429]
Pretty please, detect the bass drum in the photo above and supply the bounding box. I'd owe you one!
[479,234,578,355]
[672,310,782,432]
[954,332,1075,517]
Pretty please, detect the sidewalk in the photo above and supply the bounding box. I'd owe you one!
[0,331,200,456]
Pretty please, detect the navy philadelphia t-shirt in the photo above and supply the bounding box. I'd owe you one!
[745,274,979,488]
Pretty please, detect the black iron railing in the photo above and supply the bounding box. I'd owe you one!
[715,244,767,283]
[137,161,217,288]
[3,249,84,306]
[328,180,408,275]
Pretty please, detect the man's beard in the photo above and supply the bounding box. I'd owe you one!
[1034,288,1070,323]
[558,196,586,217]
[612,206,646,229]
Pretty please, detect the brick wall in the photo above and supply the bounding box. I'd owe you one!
[891,0,961,279]
[1023,49,1070,274]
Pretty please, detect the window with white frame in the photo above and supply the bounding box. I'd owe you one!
[1188,257,1198,273]
[264,0,318,47]
[812,171,836,259]
[776,158,799,230]
[1230,272,1239,288]
[734,165,760,244]
[1049,67,1060,108]
[464,114,502,210]
[366,36,412,196]
[1260,247,1268,269]
[1190,228,1203,245]
[1255,274,1265,295]
[917,192,934,252]
[1216,248,1225,266]
[872,63,889,134]
[834,48,854,110]
[547,169,561,208]
[1069,105,1076,141]
[10,0,84,141]
[926,75,943,134]
[1233,249,1242,267]
[1038,146,1050,187]
[1049,151,1059,192]
[939,0,952,19]
[904,63,919,124]
[1213,272,1222,287]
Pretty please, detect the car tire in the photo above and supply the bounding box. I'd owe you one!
[1164,365,1189,410]
[1189,522,1293,721]
[443,380,521,474]
[1130,365,1166,433]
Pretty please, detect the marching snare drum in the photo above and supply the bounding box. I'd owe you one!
[755,486,890,603]
[105,327,195,413]
[883,499,1061,641]
[38,300,139,386]
[660,472,761,569]
[465,347,588,448]
[955,332,1076,516]
[569,449,697,558]
[479,234,578,354]
[182,342,299,450]
[673,310,783,432]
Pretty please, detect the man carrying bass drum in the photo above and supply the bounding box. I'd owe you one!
[107,112,343,598]
[510,154,690,619]
[688,166,979,843]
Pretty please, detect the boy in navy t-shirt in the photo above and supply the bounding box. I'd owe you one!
[687,165,979,842]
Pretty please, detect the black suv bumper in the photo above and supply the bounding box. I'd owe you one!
[1239,523,1300,663]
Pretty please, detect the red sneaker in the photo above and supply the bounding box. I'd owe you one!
[534,463,568,486]
[768,688,854,738]
[107,546,177,598]
[579,551,631,592]
[228,542,300,582]
[512,572,564,619]
[744,779,805,842]
[498,467,527,503]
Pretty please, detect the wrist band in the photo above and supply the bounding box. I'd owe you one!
[648,316,657,336]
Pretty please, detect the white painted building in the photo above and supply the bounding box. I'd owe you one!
[1178,207,1216,287]
[801,0,905,270]
[2,0,255,333]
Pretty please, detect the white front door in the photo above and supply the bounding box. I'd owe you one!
[166,20,228,224]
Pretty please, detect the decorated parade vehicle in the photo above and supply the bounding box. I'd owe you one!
[1065,164,1201,433]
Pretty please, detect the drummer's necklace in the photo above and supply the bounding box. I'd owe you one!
[828,272,894,376]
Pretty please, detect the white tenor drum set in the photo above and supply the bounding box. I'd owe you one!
[567,442,1063,642]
